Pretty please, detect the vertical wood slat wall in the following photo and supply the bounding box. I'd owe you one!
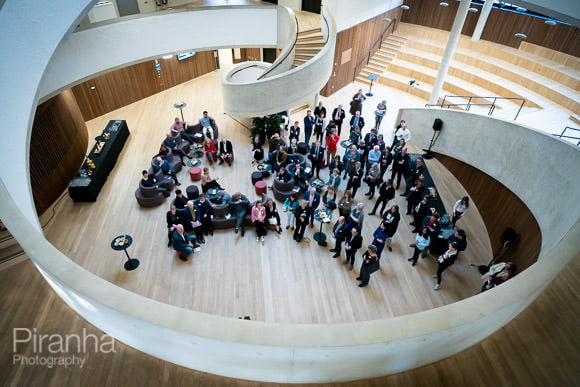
[30,90,88,215]
[320,8,402,97]
[71,50,217,121]
[400,0,580,57]
[434,153,542,270]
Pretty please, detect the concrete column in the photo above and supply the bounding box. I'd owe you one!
[472,0,494,41]
[428,0,471,105]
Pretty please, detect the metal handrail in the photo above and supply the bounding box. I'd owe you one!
[427,95,526,120]
[353,18,397,82]
[258,13,300,80]
[552,126,580,146]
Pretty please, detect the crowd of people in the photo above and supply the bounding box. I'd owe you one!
[149,95,515,291]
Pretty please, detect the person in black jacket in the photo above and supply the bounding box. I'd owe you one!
[357,245,379,287]
[166,204,184,247]
[382,204,400,252]
[218,137,234,166]
[391,147,410,190]
[411,196,433,233]
[343,227,363,271]
[308,141,325,178]
[379,146,393,179]
[402,157,425,196]
[369,179,395,216]
[195,193,213,236]
[173,189,188,209]
[329,216,347,258]
[405,179,425,215]
[293,201,309,242]
[346,161,363,198]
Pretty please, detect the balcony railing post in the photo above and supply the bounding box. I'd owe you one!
[514,99,525,120]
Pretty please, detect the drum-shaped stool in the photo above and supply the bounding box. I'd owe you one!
[186,185,199,200]
[189,167,202,181]
[251,171,263,185]
[254,180,267,196]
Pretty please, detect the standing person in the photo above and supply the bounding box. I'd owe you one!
[331,104,346,136]
[379,146,392,179]
[329,216,347,258]
[302,186,321,227]
[382,204,400,252]
[452,196,470,226]
[364,163,381,199]
[402,157,425,196]
[265,198,282,234]
[324,120,336,143]
[173,189,188,209]
[374,100,387,129]
[392,120,411,147]
[288,121,301,143]
[251,135,264,164]
[343,227,363,270]
[325,129,340,163]
[314,112,326,143]
[345,203,365,234]
[372,222,388,258]
[357,245,379,287]
[322,186,337,212]
[328,155,344,175]
[166,204,184,247]
[350,89,366,115]
[342,145,360,179]
[308,140,325,178]
[346,161,363,198]
[287,138,298,154]
[366,144,381,173]
[268,133,285,156]
[337,190,353,218]
[349,111,365,134]
[199,111,215,140]
[369,178,395,216]
[405,179,425,215]
[391,147,409,190]
[283,194,300,230]
[303,110,315,146]
[218,137,234,166]
[195,193,213,237]
[314,100,327,120]
[408,227,431,266]
[230,192,250,236]
[179,201,204,243]
[327,168,342,191]
[411,196,432,233]
[432,242,459,290]
[293,201,309,242]
[251,201,267,242]
[204,137,217,165]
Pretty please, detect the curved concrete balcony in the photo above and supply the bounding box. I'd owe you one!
[222,5,336,117]
[1,0,579,384]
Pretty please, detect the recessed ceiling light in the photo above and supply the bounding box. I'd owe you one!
[468,7,478,12]
[516,7,526,12]
[514,33,527,39]
[544,20,557,25]
[439,2,449,6]
[162,55,173,59]
[383,17,392,22]
[400,5,410,10]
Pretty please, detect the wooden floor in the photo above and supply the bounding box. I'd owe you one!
[39,69,492,324]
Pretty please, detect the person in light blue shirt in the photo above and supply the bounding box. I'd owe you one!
[408,227,431,266]
[199,111,214,140]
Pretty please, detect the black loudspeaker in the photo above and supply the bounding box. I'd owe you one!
[501,227,518,247]
[433,118,443,131]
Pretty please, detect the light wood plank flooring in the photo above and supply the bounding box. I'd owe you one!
[39,69,491,324]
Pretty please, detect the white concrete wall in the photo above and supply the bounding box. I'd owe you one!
[397,108,580,254]
[279,0,302,11]
[39,7,278,101]
[327,0,403,32]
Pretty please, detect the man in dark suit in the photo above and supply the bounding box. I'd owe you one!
[179,200,205,243]
[344,227,363,270]
[303,110,315,146]
[291,163,307,192]
[153,157,180,186]
[331,104,346,136]
[313,101,326,120]
[346,161,364,198]
[411,196,432,233]
[289,121,300,143]
[403,157,425,196]
[218,137,234,166]
[369,178,395,216]
[173,189,188,209]
[349,111,365,133]
[308,140,325,178]
[302,187,321,226]
[172,224,197,261]
[329,216,347,258]
[391,147,410,190]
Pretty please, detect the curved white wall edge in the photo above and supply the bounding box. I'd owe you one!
[396,108,580,254]
[256,6,297,79]
[39,6,279,102]
[222,5,336,117]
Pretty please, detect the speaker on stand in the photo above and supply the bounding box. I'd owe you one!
[423,118,443,160]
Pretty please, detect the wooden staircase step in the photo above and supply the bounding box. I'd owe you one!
[296,41,326,48]
[294,54,315,61]
[297,28,322,36]
[369,57,392,66]
[297,34,325,42]
[571,114,580,126]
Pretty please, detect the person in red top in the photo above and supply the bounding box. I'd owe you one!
[325,129,340,164]
[203,138,217,165]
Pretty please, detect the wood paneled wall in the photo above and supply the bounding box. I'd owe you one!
[231,48,261,64]
[434,152,541,271]
[320,8,402,97]
[72,51,217,121]
[30,90,88,215]
[401,0,580,57]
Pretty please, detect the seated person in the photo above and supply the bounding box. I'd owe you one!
[155,143,170,159]
[204,138,217,165]
[172,224,198,261]
[199,111,215,140]
[291,163,307,192]
[265,198,282,234]
[218,137,234,166]
[170,117,193,144]
[173,189,188,209]
[276,166,292,183]
[153,156,180,186]
[273,145,287,172]
[200,167,223,193]
[163,133,190,163]
[140,170,169,197]
[251,135,264,164]
[268,133,285,156]
[179,200,205,243]
[287,138,298,154]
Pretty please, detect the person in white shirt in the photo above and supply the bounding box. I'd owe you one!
[452,196,470,226]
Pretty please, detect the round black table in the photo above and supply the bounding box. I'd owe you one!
[256,162,272,178]
[190,143,204,158]
[313,208,333,243]
[309,177,326,191]
[186,159,201,168]
[206,188,225,202]
[111,235,139,271]
[340,139,354,149]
